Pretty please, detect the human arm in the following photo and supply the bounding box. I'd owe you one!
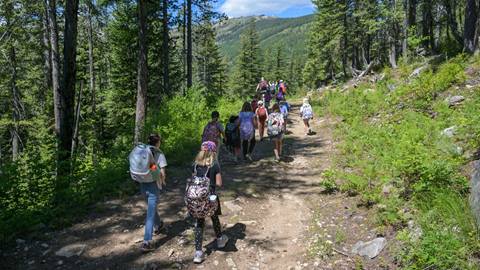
[215,173,222,188]
[157,153,168,187]
[218,122,226,139]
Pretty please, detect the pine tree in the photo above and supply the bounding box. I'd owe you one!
[195,10,226,104]
[303,0,344,87]
[231,19,262,96]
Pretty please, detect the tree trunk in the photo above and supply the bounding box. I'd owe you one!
[186,0,192,88]
[58,0,79,178]
[162,0,170,96]
[464,0,478,53]
[41,0,52,111]
[444,0,464,46]
[182,1,186,95]
[48,0,61,136]
[134,0,149,144]
[10,47,20,160]
[72,81,83,157]
[342,0,348,78]
[4,1,23,161]
[422,0,434,52]
[390,0,398,68]
[403,0,417,57]
[86,0,98,164]
[476,10,480,55]
[389,36,398,68]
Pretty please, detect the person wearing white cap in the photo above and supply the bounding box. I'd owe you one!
[255,100,269,140]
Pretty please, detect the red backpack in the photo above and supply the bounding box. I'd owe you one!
[257,107,267,119]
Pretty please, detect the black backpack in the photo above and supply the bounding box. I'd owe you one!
[225,123,238,144]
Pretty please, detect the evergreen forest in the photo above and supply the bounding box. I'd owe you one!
[1,0,480,269]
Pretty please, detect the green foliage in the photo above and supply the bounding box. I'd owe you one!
[398,189,480,270]
[320,169,338,193]
[312,57,480,268]
[229,20,263,96]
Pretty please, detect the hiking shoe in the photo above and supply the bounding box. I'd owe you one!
[193,250,204,264]
[140,241,155,253]
[217,235,229,249]
[153,221,164,235]
[246,154,253,161]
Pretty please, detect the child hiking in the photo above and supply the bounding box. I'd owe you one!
[239,102,256,161]
[225,115,241,162]
[128,134,167,252]
[255,100,268,141]
[187,141,229,263]
[279,99,290,133]
[202,111,225,147]
[300,97,314,135]
[267,104,285,161]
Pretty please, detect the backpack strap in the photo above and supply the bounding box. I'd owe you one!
[204,166,210,178]
[193,163,210,178]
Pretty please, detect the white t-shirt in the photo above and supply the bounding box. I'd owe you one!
[156,152,167,168]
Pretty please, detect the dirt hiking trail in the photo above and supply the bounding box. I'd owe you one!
[3,102,396,270]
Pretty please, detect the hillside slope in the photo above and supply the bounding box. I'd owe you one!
[215,15,314,63]
[310,56,480,269]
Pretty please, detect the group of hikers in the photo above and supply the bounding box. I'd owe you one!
[128,77,315,264]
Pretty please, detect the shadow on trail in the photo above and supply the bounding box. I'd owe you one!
[3,102,329,269]
[205,222,246,254]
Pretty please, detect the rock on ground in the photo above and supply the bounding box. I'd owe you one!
[446,96,465,106]
[352,237,387,259]
[55,244,87,258]
[471,161,480,223]
[441,126,457,138]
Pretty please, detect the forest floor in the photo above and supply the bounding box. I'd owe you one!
[4,102,397,270]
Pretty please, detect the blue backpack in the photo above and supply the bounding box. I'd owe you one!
[280,103,289,118]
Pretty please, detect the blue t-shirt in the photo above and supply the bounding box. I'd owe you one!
[239,112,255,140]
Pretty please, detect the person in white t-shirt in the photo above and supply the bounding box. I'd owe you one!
[140,133,168,252]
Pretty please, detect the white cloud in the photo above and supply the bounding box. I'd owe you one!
[219,0,314,18]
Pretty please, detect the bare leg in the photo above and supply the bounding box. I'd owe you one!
[303,119,310,134]
[279,138,283,156]
[274,140,280,160]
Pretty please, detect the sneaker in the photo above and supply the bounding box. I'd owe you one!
[140,241,155,253]
[246,154,253,161]
[193,250,204,264]
[153,221,164,235]
[217,235,229,249]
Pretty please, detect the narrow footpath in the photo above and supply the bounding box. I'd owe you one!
[5,101,396,270]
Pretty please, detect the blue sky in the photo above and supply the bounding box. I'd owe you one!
[216,0,315,18]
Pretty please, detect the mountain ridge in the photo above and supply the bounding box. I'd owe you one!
[215,14,314,64]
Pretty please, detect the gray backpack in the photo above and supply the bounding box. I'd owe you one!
[129,144,155,183]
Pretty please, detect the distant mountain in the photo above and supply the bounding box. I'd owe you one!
[215,14,315,64]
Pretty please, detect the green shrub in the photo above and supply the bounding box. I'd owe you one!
[320,169,338,193]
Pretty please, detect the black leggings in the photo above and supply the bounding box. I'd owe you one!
[194,215,222,251]
[242,138,256,157]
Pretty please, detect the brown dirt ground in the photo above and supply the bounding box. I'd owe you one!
[2,102,397,270]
